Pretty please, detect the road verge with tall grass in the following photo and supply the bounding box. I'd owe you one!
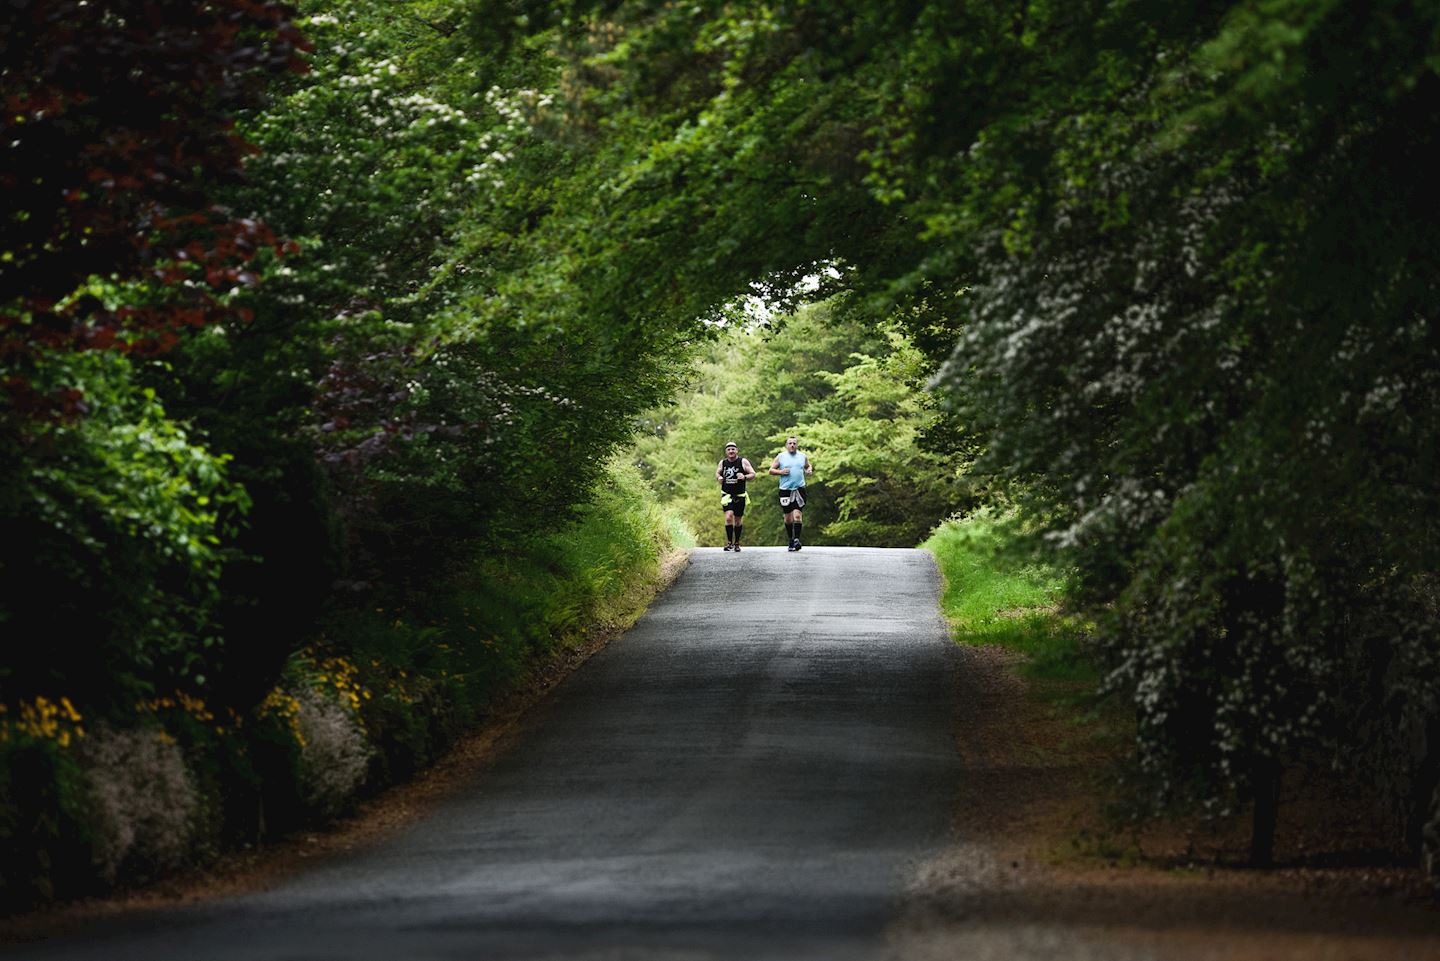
[922,510,1091,685]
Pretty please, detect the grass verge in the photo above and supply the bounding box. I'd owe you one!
[922,509,1093,684]
[922,509,1130,865]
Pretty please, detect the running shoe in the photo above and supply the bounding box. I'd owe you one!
[723,543,733,551]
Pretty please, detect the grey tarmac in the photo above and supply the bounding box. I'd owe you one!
[4,547,969,961]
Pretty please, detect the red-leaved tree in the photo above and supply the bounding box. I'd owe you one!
[0,0,309,413]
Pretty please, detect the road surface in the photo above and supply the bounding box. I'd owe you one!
[7,547,963,961]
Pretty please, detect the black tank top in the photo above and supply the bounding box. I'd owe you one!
[718,457,748,494]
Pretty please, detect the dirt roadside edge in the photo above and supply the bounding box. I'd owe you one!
[888,642,1440,961]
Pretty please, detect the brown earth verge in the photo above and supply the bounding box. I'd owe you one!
[889,642,1440,961]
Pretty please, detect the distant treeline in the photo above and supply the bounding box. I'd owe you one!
[632,303,975,549]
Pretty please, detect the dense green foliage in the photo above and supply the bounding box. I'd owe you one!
[2,0,307,705]
[4,0,704,706]
[913,0,1440,864]
[633,302,969,547]
[2,353,248,708]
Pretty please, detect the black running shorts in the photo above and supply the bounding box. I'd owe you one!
[777,487,806,513]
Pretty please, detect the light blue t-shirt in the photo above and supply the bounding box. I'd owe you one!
[775,450,807,490]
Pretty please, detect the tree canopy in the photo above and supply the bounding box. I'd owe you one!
[1,1,307,405]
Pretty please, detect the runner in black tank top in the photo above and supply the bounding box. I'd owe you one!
[715,442,756,551]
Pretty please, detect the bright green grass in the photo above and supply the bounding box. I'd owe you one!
[922,511,1094,683]
[439,461,683,664]
[664,510,698,550]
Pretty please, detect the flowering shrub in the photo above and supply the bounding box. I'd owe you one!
[0,698,92,906]
[78,725,199,884]
[294,686,371,819]
[900,4,1440,865]
[258,688,306,748]
[249,651,375,819]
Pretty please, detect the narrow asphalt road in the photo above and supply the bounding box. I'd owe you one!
[7,546,963,961]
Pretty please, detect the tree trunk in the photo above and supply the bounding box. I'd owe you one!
[1250,756,1280,867]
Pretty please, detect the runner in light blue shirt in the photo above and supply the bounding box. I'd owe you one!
[768,435,814,551]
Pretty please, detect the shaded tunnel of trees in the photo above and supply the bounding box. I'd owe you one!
[2,0,1438,902]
